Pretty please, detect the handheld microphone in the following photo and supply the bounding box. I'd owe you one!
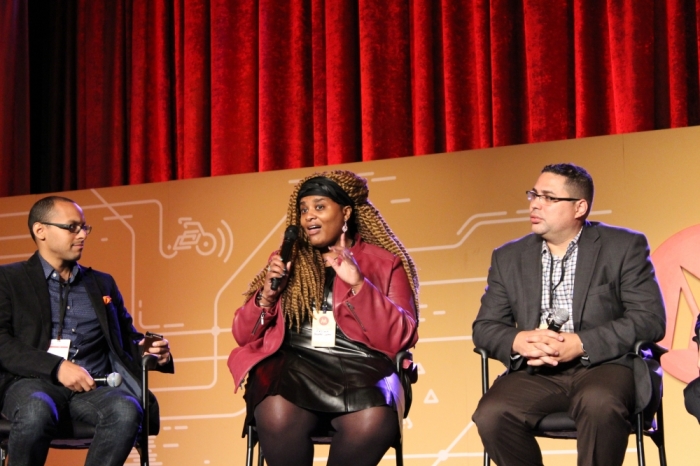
[526,308,570,375]
[547,308,570,332]
[94,372,123,387]
[270,226,299,291]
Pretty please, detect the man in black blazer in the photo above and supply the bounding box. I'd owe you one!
[472,164,665,466]
[0,196,174,466]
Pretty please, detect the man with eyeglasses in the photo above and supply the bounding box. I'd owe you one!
[472,164,666,466]
[0,196,174,466]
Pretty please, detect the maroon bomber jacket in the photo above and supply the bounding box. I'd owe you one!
[227,239,418,391]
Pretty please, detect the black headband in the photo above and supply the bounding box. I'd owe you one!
[297,177,354,207]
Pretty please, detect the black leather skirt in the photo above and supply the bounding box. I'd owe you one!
[243,320,403,429]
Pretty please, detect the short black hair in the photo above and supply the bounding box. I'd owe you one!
[541,163,594,217]
[28,196,77,240]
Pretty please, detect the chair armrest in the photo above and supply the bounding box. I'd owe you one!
[395,350,418,384]
[140,353,159,449]
[395,350,410,373]
[142,353,159,371]
[633,341,668,361]
[473,347,491,395]
[141,353,159,406]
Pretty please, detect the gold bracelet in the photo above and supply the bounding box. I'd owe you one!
[350,282,363,296]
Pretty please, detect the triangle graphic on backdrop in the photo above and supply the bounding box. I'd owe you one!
[424,389,439,404]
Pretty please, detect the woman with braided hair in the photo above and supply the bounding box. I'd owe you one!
[228,170,419,466]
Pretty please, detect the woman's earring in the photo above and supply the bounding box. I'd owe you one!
[342,221,348,233]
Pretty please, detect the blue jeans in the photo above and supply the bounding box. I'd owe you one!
[1,378,143,466]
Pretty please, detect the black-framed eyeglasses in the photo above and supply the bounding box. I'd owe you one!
[526,190,581,205]
[41,222,92,235]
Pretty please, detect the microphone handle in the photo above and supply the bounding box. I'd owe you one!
[270,275,284,291]
[270,277,280,291]
[270,277,283,291]
[271,241,294,291]
[548,322,564,332]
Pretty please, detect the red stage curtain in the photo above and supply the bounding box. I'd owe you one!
[2,0,700,195]
[0,0,31,197]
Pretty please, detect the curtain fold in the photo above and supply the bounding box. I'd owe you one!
[0,0,30,197]
[259,0,314,171]
[130,0,174,184]
[3,0,700,196]
[324,0,361,166]
[209,0,259,175]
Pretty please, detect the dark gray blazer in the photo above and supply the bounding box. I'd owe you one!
[472,221,666,413]
[0,251,174,432]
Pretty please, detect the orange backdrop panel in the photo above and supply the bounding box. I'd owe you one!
[1,126,699,465]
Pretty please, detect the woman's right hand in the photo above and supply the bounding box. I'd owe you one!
[258,254,291,306]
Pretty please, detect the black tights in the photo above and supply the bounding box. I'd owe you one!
[254,395,398,466]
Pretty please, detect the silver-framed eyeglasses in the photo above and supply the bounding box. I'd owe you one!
[41,222,93,235]
[526,190,581,205]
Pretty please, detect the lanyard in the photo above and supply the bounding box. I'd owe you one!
[548,250,572,309]
[57,282,71,340]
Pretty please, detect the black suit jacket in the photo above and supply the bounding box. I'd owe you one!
[473,222,666,413]
[0,251,174,432]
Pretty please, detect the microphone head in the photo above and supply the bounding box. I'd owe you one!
[106,372,123,387]
[283,225,299,241]
[552,308,569,325]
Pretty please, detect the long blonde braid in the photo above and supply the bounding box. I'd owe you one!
[243,170,419,329]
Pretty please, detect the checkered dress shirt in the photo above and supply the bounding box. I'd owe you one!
[539,229,583,334]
